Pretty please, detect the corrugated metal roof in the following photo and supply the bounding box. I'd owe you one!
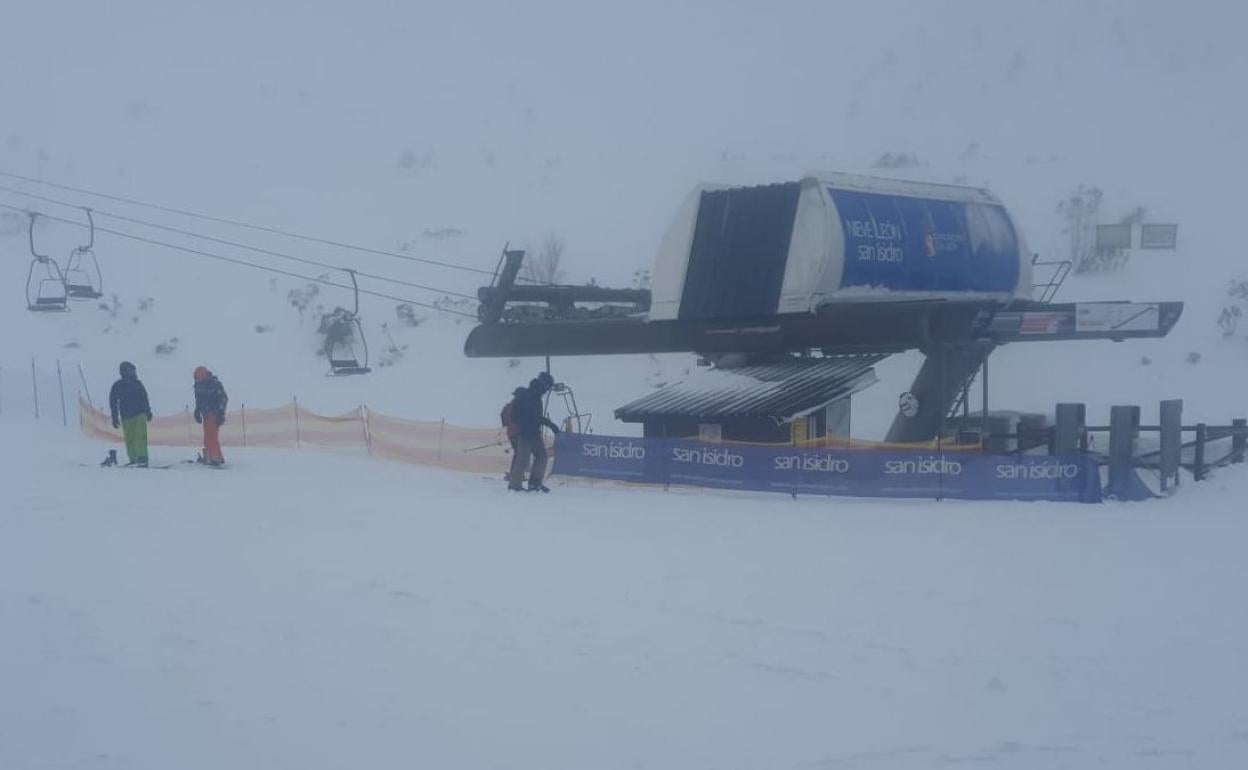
[615,355,883,422]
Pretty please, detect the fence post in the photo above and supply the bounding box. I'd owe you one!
[1107,405,1139,498]
[31,358,40,420]
[77,363,94,409]
[362,405,372,455]
[293,397,301,447]
[1159,399,1182,492]
[56,359,68,427]
[437,419,446,466]
[186,406,192,443]
[241,404,247,447]
[1194,423,1207,481]
[1232,418,1247,464]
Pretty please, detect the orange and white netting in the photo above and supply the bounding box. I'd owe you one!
[79,398,512,475]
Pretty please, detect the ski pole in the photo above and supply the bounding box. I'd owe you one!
[464,439,506,454]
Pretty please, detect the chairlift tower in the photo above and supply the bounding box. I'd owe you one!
[463,173,1185,444]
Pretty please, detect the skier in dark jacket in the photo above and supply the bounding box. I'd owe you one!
[501,386,527,452]
[109,361,153,466]
[193,366,229,466]
[507,372,560,492]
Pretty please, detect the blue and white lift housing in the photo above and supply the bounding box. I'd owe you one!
[649,173,1033,322]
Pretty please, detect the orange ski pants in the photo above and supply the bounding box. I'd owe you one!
[202,412,224,464]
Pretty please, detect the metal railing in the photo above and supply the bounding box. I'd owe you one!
[1032,254,1073,303]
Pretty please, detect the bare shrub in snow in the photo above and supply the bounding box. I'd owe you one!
[522,233,565,285]
[1218,279,1248,338]
[421,227,465,241]
[154,337,179,356]
[397,147,438,176]
[98,294,122,318]
[1057,185,1121,273]
[433,296,475,314]
[395,303,424,327]
[288,282,322,323]
[872,151,922,169]
[377,323,407,368]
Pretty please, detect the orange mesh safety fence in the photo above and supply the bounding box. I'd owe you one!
[227,403,300,447]
[364,409,514,475]
[296,405,368,449]
[79,397,514,474]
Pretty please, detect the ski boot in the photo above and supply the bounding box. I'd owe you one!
[100,449,118,467]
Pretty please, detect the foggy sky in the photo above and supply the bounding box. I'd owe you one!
[2,0,1244,292]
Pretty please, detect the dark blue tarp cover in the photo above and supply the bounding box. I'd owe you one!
[678,182,802,320]
[553,434,1102,503]
[831,188,1021,294]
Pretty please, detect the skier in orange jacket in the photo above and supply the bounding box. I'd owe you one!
[193,366,228,466]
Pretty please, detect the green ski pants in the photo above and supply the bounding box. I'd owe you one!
[121,414,149,463]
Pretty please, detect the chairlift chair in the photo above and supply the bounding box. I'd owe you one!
[327,268,372,376]
[25,213,69,312]
[546,381,592,433]
[63,208,103,300]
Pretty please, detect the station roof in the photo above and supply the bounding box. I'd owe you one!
[615,355,883,422]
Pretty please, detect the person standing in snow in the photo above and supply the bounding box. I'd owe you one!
[109,361,153,467]
[193,366,229,466]
[501,385,528,480]
[507,372,560,492]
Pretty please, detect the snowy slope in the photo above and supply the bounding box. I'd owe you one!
[6,421,1248,769]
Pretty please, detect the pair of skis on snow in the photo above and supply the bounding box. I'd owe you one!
[91,449,225,470]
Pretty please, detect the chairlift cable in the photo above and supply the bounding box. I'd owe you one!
[0,202,478,319]
[0,184,477,301]
[0,168,536,281]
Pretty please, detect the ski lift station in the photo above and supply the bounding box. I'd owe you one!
[467,172,1183,445]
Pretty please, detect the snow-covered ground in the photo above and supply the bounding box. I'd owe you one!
[5,418,1248,769]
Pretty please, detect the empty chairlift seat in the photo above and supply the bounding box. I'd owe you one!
[25,213,68,312]
[63,208,103,300]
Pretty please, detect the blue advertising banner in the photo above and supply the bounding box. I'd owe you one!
[830,188,1021,294]
[553,434,1102,504]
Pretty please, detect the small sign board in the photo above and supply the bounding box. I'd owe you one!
[1139,223,1178,250]
[1075,302,1160,333]
[1095,223,1133,251]
[698,423,722,443]
[1019,311,1066,335]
